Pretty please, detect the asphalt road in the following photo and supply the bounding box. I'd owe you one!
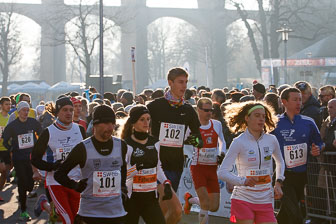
[0,181,230,224]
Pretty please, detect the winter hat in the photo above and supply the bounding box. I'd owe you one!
[55,97,73,115]
[70,97,81,105]
[17,101,30,112]
[129,105,149,124]
[92,105,116,125]
[253,83,266,94]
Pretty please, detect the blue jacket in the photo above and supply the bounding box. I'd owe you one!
[272,113,323,173]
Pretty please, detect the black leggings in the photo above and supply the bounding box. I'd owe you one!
[125,192,165,224]
[13,159,34,212]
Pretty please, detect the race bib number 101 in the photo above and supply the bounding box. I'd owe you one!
[159,122,185,148]
[93,170,121,197]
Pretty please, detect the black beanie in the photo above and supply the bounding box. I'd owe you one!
[253,83,266,94]
[92,105,116,125]
[129,105,149,124]
[55,97,73,115]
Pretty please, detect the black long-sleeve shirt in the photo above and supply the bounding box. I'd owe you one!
[54,136,128,191]
[31,123,86,171]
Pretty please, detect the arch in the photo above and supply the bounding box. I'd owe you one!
[65,14,121,82]
[0,12,41,81]
[147,17,205,85]
[226,19,262,82]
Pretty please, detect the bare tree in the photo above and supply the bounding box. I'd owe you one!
[229,0,336,84]
[0,6,21,96]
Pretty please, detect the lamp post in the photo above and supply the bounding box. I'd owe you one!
[99,0,104,94]
[276,24,293,84]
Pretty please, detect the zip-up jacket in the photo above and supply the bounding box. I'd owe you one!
[272,113,323,173]
[218,129,285,204]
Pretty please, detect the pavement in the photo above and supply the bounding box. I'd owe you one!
[0,180,230,224]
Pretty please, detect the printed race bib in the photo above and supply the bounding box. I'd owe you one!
[133,168,157,192]
[93,170,121,197]
[246,168,271,185]
[198,147,217,165]
[159,122,185,148]
[284,143,307,168]
[18,133,34,149]
[56,148,71,161]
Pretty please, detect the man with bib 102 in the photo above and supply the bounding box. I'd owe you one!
[147,67,203,224]
[272,87,323,224]
[55,105,128,224]
[183,97,226,224]
[32,97,86,224]
[2,101,42,221]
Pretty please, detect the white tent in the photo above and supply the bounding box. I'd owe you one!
[8,82,47,94]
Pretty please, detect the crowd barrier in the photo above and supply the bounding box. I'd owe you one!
[305,151,336,223]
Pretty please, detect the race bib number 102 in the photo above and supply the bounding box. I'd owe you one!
[159,122,185,148]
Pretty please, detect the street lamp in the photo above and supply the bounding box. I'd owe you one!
[276,24,293,84]
[99,0,104,94]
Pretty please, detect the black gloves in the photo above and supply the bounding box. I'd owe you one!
[162,181,173,201]
[73,178,88,193]
[135,162,144,171]
[217,152,225,165]
[51,159,62,171]
[121,187,129,208]
[184,134,204,148]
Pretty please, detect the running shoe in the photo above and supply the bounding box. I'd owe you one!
[183,192,193,215]
[34,194,48,217]
[19,211,31,221]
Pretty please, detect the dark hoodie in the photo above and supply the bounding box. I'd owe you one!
[301,95,321,128]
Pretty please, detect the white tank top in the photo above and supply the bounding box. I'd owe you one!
[45,123,83,186]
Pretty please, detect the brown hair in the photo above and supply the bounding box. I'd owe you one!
[280,87,301,100]
[197,97,212,108]
[224,101,277,134]
[167,67,189,81]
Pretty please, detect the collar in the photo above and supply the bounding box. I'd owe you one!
[244,128,264,141]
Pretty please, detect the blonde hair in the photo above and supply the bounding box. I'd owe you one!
[224,101,278,134]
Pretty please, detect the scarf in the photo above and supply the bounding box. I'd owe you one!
[55,118,73,131]
[164,90,184,108]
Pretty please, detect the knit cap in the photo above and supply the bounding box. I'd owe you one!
[92,105,116,125]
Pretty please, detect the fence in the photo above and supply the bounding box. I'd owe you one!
[305,151,336,223]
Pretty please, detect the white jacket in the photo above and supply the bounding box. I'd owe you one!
[218,129,285,204]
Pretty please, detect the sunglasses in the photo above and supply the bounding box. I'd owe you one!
[200,108,214,112]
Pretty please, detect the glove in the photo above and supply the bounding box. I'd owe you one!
[162,180,173,201]
[184,134,204,148]
[217,152,225,165]
[51,159,62,171]
[121,186,129,209]
[73,178,88,193]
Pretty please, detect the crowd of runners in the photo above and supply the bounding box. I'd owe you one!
[0,66,335,224]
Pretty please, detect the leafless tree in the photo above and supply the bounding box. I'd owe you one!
[0,5,21,96]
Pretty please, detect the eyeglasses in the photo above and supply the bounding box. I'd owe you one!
[200,108,213,112]
[296,82,307,91]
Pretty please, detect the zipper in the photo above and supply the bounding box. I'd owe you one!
[256,141,261,169]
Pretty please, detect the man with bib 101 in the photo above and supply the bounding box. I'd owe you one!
[55,105,127,224]
[272,87,323,224]
[147,67,203,224]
